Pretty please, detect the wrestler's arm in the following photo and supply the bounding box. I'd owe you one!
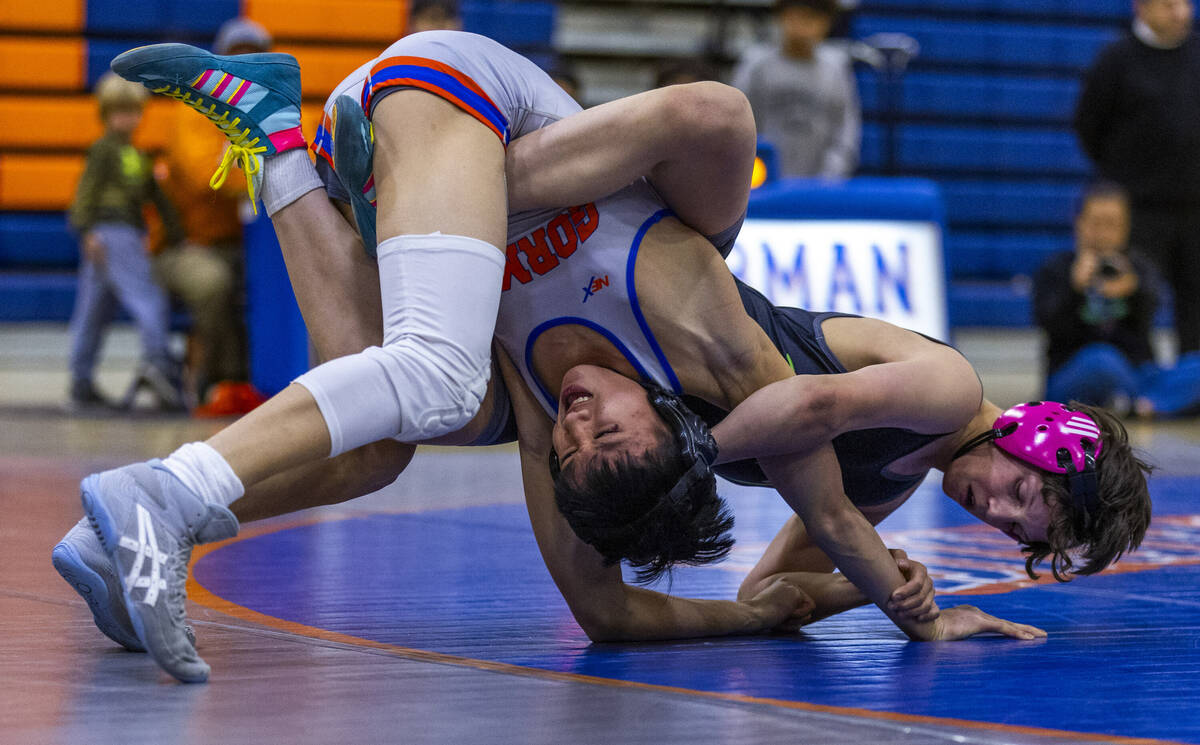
[736,511,938,627]
[750,443,946,640]
[712,326,982,465]
[496,348,811,641]
[506,82,754,238]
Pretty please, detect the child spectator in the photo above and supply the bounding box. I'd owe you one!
[731,0,860,179]
[67,72,184,411]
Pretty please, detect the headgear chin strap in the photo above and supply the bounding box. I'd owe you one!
[548,381,719,502]
[952,401,1104,526]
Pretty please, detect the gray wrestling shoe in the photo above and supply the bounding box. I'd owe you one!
[331,94,378,256]
[53,519,146,651]
[81,461,238,683]
[54,518,204,652]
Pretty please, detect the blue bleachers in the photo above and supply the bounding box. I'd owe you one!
[859,0,1128,22]
[0,213,78,269]
[0,272,77,322]
[944,231,1068,279]
[849,2,1131,325]
[86,38,163,86]
[939,179,1081,227]
[853,15,1118,71]
[84,0,240,35]
[859,126,1087,176]
[858,71,1080,124]
[901,125,1087,175]
[463,1,555,49]
[947,280,1032,326]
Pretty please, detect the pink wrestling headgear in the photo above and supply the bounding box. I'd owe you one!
[953,401,1104,525]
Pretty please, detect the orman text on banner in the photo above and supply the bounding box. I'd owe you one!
[727,219,948,341]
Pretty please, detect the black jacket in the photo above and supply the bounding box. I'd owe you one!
[1075,32,1200,206]
[1033,251,1160,373]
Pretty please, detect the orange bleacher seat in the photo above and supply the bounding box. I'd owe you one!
[135,100,173,151]
[0,38,85,91]
[0,97,173,151]
[0,153,83,210]
[276,43,388,99]
[247,0,407,43]
[0,0,83,32]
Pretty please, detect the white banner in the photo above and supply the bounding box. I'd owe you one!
[727,219,948,340]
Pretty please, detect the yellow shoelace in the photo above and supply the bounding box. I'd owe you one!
[152,84,268,213]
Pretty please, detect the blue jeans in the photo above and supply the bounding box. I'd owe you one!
[68,223,171,384]
[1142,352,1200,417]
[1045,343,1147,406]
[1046,343,1200,417]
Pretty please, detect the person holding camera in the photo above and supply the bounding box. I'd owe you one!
[1033,183,1162,414]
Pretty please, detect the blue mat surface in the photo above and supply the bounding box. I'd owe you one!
[195,475,1200,742]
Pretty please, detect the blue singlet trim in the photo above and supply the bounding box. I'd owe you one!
[626,209,682,394]
[524,317,656,413]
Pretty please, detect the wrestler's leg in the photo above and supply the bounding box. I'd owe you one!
[506,81,755,237]
[271,191,384,359]
[371,92,507,244]
[209,91,506,486]
[80,73,507,682]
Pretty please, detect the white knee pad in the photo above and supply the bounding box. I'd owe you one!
[295,233,504,455]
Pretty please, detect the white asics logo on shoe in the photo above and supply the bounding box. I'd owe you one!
[118,504,169,607]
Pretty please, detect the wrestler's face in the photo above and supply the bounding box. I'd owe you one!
[941,445,1053,544]
[551,365,671,475]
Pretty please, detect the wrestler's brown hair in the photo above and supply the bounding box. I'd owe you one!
[1021,403,1153,581]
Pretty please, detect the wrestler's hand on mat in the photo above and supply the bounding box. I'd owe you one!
[930,605,1047,641]
[745,577,815,631]
[886,549,939,624]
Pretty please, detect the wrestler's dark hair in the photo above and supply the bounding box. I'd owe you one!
[1021,403,1153,581]
[553,430,734,585]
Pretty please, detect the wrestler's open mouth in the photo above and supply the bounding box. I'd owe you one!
[561,385,593,411]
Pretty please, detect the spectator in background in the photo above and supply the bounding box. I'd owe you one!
[1034,182,1200,418]
[1074,0,1200,357]
[67,72,184,412]
[1034,184,1159,415]
[654,59,717,89]
[731,0,860,179]
[156,17,271,415]
[407,0,462,34]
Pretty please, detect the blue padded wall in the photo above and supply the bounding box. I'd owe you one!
[0,213,78,269]
[84,0,238,36]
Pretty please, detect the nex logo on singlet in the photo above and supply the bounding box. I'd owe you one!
[502,203,600,291]
[582,275,609,302]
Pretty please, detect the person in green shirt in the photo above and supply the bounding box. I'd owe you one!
[67,72,185,411]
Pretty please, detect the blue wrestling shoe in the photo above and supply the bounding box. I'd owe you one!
[53,519,146,652]
[81,461,238,683]
[110,43,305,209]
[332,95,379,255]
